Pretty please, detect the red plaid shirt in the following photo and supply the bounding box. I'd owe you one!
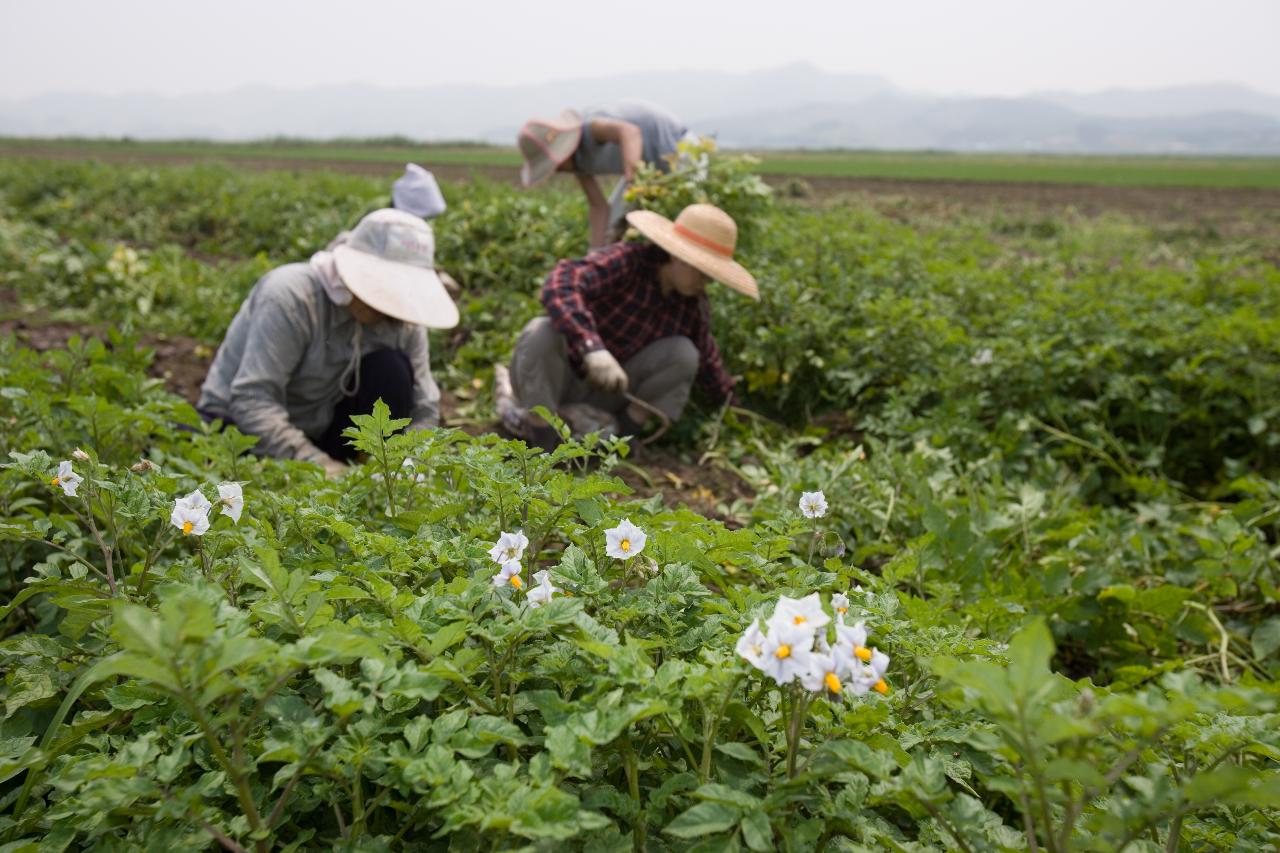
[541,242,736,404]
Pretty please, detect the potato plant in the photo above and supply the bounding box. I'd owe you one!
[0,156,1277,850]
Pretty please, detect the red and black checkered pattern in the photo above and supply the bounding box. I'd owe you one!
[541,242,736,404]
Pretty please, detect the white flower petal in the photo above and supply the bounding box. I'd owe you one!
[605,518,647,559]
[217,482,244,523]
[799,490,828,519]
[488,531,530,564]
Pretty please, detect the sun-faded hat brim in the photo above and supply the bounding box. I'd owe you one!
[333,245,459,328]
[625,210,759,300]
[519,110,584,187]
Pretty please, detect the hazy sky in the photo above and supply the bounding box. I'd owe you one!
[3,0,1278,100]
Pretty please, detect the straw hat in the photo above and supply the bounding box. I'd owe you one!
[517,109,584,187]
[333,209,459,328]
[625,204,759,299]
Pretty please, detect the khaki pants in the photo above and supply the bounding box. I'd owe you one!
[509,317,699,423]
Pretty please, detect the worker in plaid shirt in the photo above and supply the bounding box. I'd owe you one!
[507,203,759,451]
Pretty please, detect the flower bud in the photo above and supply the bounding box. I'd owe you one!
[1077,688,1096,716]
[71,448,90,461]
[131,459,157,473]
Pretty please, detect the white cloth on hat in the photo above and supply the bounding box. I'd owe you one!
[309,250,351,306]
[392,164,447,219]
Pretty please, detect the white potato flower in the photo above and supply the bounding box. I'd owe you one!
[217,482,244,523]
[170,489,212,537]
[51,460,84,497]
[849,647,891,696]
[798,490,828,519]
[492,558,524,590]
[526,569,559,608]
[605,518,646,559]
[768,593,831,634]
[759,622,815,686]
[489,531,529,565]
[800,651,847,697]
[735,621,768,669]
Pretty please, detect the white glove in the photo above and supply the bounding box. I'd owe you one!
[583,349,628,393]
[320,456,348,480]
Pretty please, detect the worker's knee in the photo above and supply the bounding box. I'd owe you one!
[666,336,699,379]
[516,317,560,358]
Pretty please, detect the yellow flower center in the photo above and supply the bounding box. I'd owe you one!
[620,539,630,553]
[824,672,842,694]
[837,606,847,614]
[509,575,523,589]
[855,646,872,662]
[874,679,889,695]
[793,615,807,625]
[51,477,60,486]
[775,644,791,659]
[182,521,194,535]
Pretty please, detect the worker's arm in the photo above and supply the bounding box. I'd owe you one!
[398,324,441,430]
[225,287,333,463]
[575,172,611,249]
[587,118,644,181]
[541,255,604,368]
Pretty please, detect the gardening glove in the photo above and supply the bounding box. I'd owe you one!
[583,349,628,394]
[320,456,348,480]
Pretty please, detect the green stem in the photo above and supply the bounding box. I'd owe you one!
[785,686,810,779]
[188,699,269,853]
[700,672,745,782]
[660,712,699,773]
[622,731,645,852]
[136,524,177,597]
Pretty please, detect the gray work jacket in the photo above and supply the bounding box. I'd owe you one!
[197,263,440,461]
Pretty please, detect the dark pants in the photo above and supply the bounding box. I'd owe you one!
[199,349,416,461]
[315,349,415,460]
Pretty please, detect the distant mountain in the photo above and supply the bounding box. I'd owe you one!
[703,96,1280,154]
[1,64,1278,154]
[1036,83,1280,120]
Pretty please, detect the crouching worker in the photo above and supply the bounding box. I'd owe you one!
[197,209,459,477]
[503,203,758,452]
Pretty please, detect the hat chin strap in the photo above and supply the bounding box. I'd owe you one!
[340,322,363,398]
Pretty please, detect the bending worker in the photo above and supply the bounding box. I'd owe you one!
[198,209,459,476]
[518,100,689,248]
[506,203,758,452]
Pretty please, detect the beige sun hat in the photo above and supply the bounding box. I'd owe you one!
[332,209,459,328]
[517,109,584,187]
[625,204,759,299]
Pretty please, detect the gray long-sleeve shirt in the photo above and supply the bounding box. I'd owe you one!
[198,263,440,461]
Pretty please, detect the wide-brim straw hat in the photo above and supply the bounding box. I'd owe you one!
[625,204,759,299]
[518,109,584,187]
[333,209,459,328]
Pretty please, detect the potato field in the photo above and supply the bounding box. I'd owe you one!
[0,152,1277,851]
